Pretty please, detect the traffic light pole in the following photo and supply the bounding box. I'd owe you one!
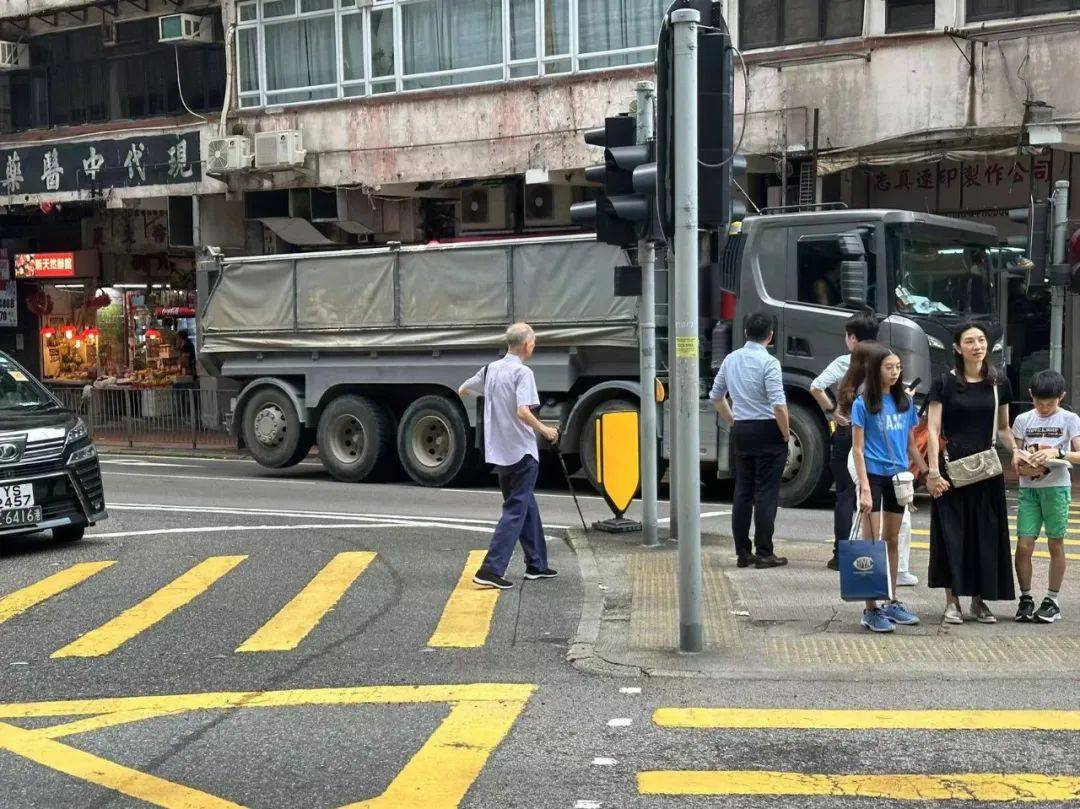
[1051,179,1069,374]
[635,80,660,549]
[672,7,703,653]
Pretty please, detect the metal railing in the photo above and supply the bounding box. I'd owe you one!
[46,386,235,451]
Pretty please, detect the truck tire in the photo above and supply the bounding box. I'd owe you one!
[778,401,831,508]
[316,395,393,483]
[397,395,475,487]
[241,388,310,469]
[579,398,638,493]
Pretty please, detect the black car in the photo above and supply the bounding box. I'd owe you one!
[0,350,107,542]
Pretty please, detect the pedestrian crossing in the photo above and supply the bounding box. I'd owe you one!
[637,707,1080,802]
[0,551,511,660]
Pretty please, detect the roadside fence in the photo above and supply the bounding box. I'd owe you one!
[47,385,234,450]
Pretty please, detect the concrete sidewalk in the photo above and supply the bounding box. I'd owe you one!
[567,511,1080,680]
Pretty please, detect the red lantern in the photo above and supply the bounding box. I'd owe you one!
[39,326,56,338]
[62,325,77,341]
[144,328,162,341]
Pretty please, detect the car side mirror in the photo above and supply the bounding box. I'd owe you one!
[840,259,869,308]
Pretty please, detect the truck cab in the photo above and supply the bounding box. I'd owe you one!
[711,209,1004,506]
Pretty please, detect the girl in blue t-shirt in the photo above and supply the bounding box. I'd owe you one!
[850,343,926,633]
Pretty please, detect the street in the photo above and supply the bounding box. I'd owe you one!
[0,454,1077,808]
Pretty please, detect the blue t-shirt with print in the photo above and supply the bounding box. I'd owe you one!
[851,393,918,477]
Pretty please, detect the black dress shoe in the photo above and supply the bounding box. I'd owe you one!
[736,555,754,568]
[755,554,789,569]
[826,556,839,571]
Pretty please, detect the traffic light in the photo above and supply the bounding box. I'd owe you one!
[571,114,659,248]
[1008,199,1050,284]
[656,0,741,239]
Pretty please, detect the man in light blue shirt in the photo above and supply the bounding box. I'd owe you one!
[459,322,560,590]
[710,312,789,568]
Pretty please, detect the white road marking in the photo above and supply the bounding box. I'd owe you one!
[591,757,618,766]
[102,471,322,486]
[99,460,204,468]
[101,452,322,468]
[658,510,730,525]
[88,523,416,539]
[606,718,632,727]
[574,801,601,809]
[619,687,642,695]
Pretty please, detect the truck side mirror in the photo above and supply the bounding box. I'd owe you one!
[840,259,868,308]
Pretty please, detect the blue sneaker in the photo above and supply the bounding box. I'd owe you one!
[861,607,894,633]
[881,600,920,626]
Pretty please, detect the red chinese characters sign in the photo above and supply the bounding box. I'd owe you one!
[14,252,75,279]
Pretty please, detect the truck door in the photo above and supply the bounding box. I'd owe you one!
[782,225,875,384]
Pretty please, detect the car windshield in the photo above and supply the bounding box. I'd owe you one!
[0,354,58,412]
[889,225,999,317]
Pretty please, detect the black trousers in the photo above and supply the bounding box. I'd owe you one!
[731,420,788,558]
[829,424,855,557]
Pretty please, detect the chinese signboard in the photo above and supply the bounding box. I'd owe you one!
[0,132,200,197]
[14,253,75,279]
[0,277,15,328]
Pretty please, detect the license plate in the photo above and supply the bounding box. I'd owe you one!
[0,506,42,528]
[0,483,34,510]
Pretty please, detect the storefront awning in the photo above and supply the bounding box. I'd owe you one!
[814,126,1023,175]
[258,218,338,247]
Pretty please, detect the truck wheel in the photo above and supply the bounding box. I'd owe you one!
[397,395,475,487]
[241,388,309,468]
[579,398,638,494]
[317,395,393,483]
[778,401,831,508]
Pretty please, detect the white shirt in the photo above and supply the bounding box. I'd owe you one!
[462,353,540,467]
[812,354,850,392]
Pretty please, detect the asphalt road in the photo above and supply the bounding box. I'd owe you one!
[0,453,1076,808]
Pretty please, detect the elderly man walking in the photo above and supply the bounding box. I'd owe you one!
[459,322,560,589]
[710,312,790,569]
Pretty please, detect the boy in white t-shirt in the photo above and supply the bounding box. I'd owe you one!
[1012,370,1080,624]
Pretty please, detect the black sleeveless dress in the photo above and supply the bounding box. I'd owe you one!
[927,374,1015,600]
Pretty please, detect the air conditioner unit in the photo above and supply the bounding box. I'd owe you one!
[206,136,253,173]
[524,185,575,227]
[102,21,118,47]
[461,187,511,231]
[0,42,30,71]
[158,14,213,45]
[253,130,306,169]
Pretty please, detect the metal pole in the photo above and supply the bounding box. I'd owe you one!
[1050,179,1069,374]
[636,80,660,549]
[672,7,702,653]
[667,252,678,542]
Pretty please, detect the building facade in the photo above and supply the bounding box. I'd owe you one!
[0,0,1077,395]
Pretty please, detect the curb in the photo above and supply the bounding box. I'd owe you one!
[563,529,604,666]
[98,446,250,460]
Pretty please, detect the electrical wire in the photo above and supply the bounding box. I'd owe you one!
[175,46,209,124]
[696,30,749,169]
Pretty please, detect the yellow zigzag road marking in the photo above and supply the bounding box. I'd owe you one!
[0,684,535,809]
[427,550,500,648]
[236,552,376,653]
[0,562,114,626]
[637,771,1080,801]
[51,556,247,659]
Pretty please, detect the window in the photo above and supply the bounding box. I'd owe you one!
[235,0,665,107]
[966,0,1077,21]
[1,19,224,133]
[796,239,847,307]
[739,0,863,49]
[885,0,935,31]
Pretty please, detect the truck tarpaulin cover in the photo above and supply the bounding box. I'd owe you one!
[200,239,637,353]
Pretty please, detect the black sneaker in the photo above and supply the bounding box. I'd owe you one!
[524,567,558,580]
[736,555,755,568]
[826,556,839,571]
[472,570,514,590]
[1015,595,1036,623]
[1035,597,1062,624]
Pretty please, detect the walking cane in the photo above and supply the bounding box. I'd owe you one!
[554,435,589,532]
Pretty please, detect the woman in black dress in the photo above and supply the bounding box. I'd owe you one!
[926,321,1019,624]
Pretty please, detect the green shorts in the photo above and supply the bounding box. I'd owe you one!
[1017,487,1073,540]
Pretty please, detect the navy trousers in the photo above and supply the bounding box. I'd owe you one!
[480,455,548,576]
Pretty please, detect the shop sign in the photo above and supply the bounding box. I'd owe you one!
[0,132,200,198]
[0,281,15,328]
[14,253,75,279]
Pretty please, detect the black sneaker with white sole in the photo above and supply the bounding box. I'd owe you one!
[472,570,514,589]
[1015,595,1036,623]
[524,567,558,580]
[1035,597,1061,624]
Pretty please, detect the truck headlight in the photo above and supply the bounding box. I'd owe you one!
[66,418,88,444]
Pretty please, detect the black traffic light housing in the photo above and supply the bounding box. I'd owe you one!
[1008,199,1050,285]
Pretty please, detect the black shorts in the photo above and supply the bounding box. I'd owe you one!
[867,474,906,515]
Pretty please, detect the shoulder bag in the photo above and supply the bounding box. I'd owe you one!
[942,376,1002,488]
[473,363,491,450]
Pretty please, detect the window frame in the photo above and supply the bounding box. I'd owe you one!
[884,0,936,32]
[965,0,1079,22]
[235,0,664,109]
[738,0,865,50]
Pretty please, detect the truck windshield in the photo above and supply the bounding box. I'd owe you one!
[889,225,998,318]
[0,354,58,412]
